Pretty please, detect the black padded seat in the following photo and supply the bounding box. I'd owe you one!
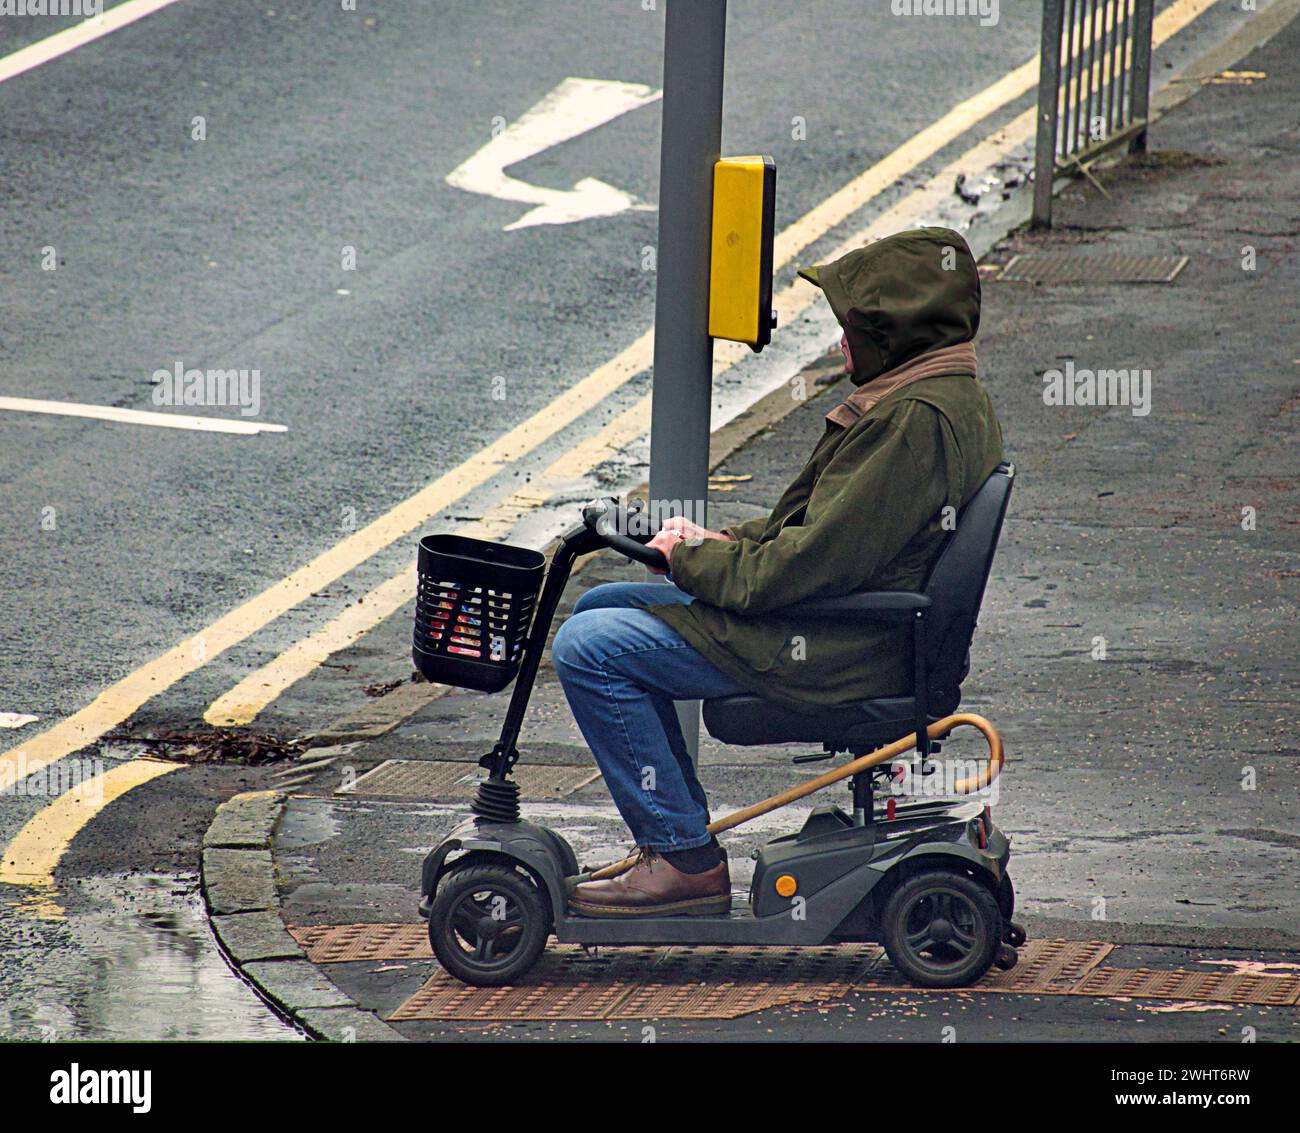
[703,691,960,748]
[701,463,1014,756]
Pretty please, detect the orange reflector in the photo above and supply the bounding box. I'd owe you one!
[775,874,798,898]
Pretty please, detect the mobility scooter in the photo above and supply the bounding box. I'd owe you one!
[415,463,1021,988]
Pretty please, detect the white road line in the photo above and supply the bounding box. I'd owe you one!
[0,712,41,730]
[0,396,287,435]
[0,0,186,86]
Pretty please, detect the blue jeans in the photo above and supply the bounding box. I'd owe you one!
[551,581,749,852]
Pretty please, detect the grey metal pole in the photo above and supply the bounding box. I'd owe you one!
[1129,0,1154,152]
[648,0,727,760]
[1032,0,1066,228]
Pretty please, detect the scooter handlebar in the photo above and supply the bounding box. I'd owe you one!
[581,498,670,572]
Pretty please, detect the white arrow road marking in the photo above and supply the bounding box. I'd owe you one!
[0,397,287,435]
[446,76,662,230]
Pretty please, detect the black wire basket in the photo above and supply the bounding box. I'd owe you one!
[413,533,546,693]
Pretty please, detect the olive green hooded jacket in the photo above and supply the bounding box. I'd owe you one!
[648,227,1004,712]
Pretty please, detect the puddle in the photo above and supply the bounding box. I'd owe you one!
[276,798,344,850]
[0,872,300,1041]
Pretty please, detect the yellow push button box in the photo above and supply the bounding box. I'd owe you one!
[708,155,777,352]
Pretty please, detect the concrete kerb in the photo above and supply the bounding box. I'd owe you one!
[200,789,405,1042]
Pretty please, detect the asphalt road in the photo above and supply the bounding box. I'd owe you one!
[0,0,1277,1041]
[0,0,1051,722]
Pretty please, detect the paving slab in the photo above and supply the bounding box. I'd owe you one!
[210,911,305,964]
[202,848,278,916]
[296,1007,406,1044]
[242,960,354,1012]
[203,789,285,850]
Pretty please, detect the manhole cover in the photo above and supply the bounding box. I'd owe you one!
[338,759,599,801]
[290,923,431,963]
[998,251,1188,284]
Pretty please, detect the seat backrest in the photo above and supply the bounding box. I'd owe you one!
[922,462,1015,698]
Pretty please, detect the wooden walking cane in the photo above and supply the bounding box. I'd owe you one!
[586,712,1004,882]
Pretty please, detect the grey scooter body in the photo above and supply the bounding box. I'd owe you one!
[419,797,1010,947]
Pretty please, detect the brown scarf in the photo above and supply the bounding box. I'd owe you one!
[826,342,978,428]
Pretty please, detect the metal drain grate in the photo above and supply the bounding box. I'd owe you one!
[339,759,600,801]
[290,923,431,963]
[998,251,1189,284]
[1071,967,1300,1006]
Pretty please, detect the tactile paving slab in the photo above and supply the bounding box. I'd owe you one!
[1070,966,1300,1006]
[392,948,666,1022]
[284,925,1300,1020]
[856,938,1113,995]
[389,944,883,1022]
[291,923,431,963]
[607,945,884,1020]
[998,251,1189,284]
[338,759,599,801]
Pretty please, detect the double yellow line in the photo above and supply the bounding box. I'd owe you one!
[0,0,1221,903]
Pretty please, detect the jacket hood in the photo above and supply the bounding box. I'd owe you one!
[798,227,981,386]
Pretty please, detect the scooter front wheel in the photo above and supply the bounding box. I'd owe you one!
[428,862,548,986]
[880,869,1002,988]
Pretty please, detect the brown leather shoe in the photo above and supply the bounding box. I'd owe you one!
[569,851,731,918]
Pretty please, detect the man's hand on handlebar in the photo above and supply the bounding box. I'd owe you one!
[644,518,735,576]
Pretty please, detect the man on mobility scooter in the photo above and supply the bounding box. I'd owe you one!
[554,226,1005,918]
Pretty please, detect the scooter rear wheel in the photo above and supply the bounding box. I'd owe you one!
[880,869,1002,988]
[428,862,548,986]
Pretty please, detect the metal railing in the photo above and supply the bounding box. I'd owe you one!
[1032,0,1155,227]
